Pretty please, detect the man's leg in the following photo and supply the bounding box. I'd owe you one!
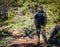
[36,24,41,43]
[42,26,47,43]
[36,28,41,46]
[36,28,40,42]
[35,21,41,44]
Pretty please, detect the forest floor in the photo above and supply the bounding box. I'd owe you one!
[5,35,46,47]
[0,26,60,47]
[5,34,60,47]
[0,26,46,47]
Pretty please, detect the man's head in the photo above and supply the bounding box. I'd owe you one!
[37,5,43,12]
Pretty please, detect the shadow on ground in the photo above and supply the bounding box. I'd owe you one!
[10,43,42,47]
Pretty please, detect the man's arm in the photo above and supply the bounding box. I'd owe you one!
[34,14,37,26]
[44,13,47,25]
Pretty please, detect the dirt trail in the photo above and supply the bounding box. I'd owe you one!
[1,27,60,47]
[0,29,47,47]
[6,35,46,47]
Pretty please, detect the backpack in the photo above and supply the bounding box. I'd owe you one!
[35,12,45,22]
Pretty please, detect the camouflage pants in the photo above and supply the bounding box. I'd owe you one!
[36,25,47,43]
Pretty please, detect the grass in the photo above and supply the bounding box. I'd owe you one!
[0,30,14,47]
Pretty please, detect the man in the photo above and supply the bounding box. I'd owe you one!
[34,5,47,44]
